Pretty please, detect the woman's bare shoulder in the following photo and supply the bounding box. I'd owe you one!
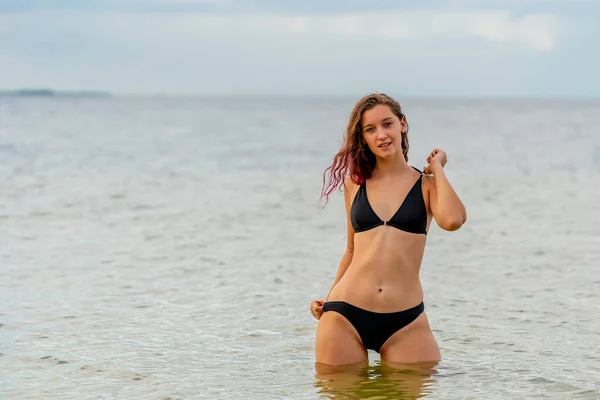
[343,175,358,187]
[343,175,360,195]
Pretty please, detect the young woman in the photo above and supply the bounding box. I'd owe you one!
[310,93,467,366]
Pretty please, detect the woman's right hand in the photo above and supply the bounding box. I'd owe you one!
[310,299,325,320]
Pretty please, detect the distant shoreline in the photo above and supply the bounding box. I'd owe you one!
[0,89,597,102]
[0,89,112,98]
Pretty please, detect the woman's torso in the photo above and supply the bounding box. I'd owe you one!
[328,167,433,312]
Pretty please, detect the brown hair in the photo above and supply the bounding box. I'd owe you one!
[320,92,409,206]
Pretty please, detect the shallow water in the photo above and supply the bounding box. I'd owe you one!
[1,96,600,399]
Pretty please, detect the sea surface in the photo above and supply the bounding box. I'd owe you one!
[1,96,599,399]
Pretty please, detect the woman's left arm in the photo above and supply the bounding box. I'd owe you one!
[424,149,467,231]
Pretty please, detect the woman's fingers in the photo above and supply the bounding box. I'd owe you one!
[310,299,326,319]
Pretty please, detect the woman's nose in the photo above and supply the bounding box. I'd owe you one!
[376,128,388,139]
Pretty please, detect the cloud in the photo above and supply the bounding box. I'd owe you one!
[163,10,560,51]
[469,13,557,51]
[0,7,592,97]
[1,0,598,18]
[0,0,571,54]
[0,10,565,60]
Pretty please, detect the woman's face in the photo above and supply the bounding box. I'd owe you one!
[361,104,406,159]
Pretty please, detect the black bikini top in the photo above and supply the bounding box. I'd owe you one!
[350,166,428,235]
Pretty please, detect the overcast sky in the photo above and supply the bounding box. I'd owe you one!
[0,0,598,97]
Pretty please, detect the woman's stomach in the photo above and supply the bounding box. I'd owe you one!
[328,229,427,312]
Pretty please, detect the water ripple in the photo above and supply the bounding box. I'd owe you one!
[1,97,600,399]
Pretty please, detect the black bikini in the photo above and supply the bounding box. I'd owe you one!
[350,165,428,235]
[322,301,425,353]
[322,166,428,353]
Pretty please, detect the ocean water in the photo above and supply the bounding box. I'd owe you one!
[1,96,599,399]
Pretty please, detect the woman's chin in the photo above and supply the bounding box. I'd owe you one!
[375,148,399,158]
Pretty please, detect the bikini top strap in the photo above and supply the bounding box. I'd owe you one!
[410,165,424,175]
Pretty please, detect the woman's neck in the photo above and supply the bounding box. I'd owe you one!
[370,154,412,179]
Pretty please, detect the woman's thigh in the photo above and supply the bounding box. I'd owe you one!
[315,311,367,366]
[378,314,441,364]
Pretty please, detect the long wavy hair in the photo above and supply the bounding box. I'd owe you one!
[320,93,409,206]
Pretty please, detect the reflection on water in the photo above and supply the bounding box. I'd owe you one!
[314,360,440,399]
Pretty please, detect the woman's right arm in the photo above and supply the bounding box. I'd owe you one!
[310,177,356,320]
[325,176,356,300]
[310,177,356,319]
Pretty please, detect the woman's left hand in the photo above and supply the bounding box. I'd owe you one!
[424,148,447,175]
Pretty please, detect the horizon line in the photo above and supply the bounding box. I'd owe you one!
[0,88,599,101]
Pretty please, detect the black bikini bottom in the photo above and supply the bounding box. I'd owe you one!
[322,300,425,353]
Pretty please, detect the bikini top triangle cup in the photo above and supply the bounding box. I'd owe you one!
[350,166,428,235]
